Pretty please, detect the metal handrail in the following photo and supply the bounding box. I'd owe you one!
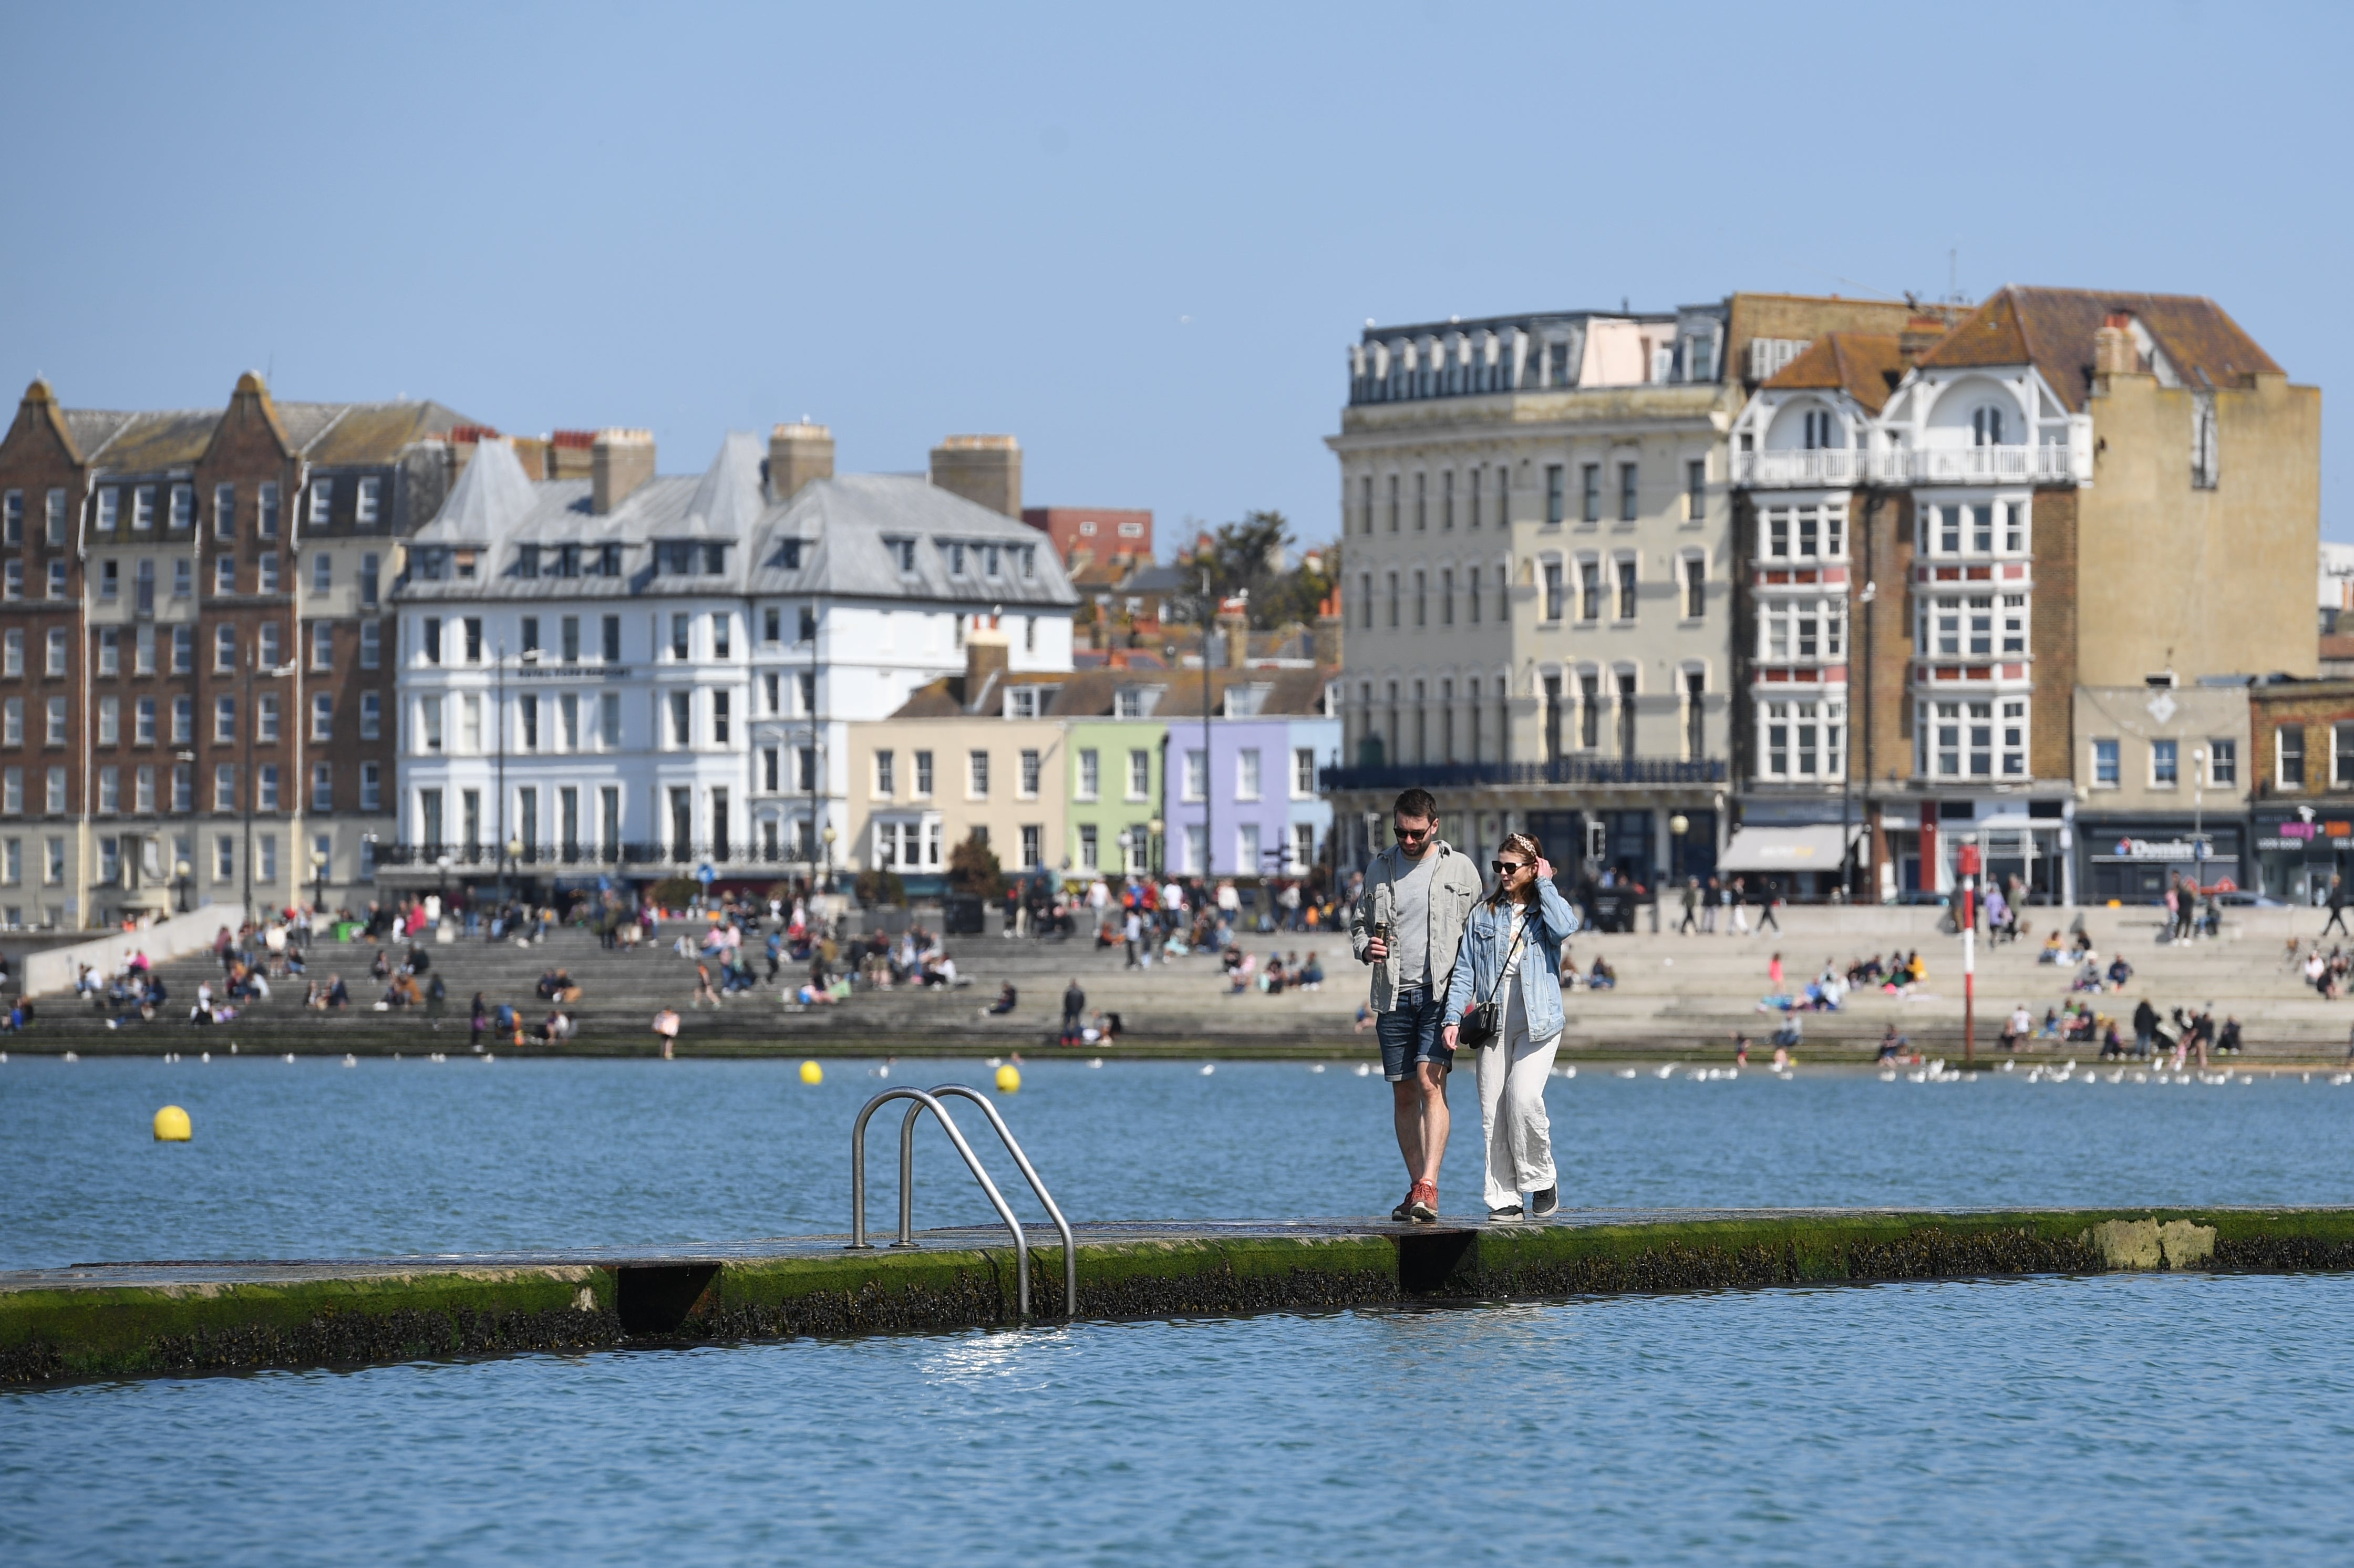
[910,1085,1076,1318]
[848,1086,1033,1320]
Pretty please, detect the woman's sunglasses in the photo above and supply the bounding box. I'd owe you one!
[1491,860,1529,875]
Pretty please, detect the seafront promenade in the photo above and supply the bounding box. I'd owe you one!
[22,902,2354,1063]
[9,1204,2353,1384]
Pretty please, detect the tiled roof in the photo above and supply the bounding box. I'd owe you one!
[1760,333,1909,414]
[81,409,220,473]
[1916,286,2283,411]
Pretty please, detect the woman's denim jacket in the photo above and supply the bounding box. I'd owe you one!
[1443,878,1581,1043]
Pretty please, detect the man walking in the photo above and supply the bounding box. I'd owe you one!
[1061,978,1086,1046]
[1678,877,1700,934]
[1701,874,1720,934]
[2325,875,2350,938]
[1351,788,1482,1223]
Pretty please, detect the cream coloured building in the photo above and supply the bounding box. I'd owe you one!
[1324,293,1929,888]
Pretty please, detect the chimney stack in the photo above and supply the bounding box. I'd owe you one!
[591,429,655,514]
[769,421,834,504]
[930,434,1022,518]
[548,430,596,480]
[964,621,1011,707]
[2093,313,2142,378]
[1313,586,1344,669]
[1215,600,1252,669]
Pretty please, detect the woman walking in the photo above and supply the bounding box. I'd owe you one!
[1442,833,1581,1221]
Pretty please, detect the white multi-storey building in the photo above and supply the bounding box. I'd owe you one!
[385,425,1075,898]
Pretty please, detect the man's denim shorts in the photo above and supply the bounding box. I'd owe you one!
[1377,986,1452,1082]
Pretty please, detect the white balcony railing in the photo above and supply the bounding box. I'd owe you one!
[1736,444,2084,488]
[1733,449,1873,487]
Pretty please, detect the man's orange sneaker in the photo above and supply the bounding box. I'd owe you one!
[1406,1180,1438,1223]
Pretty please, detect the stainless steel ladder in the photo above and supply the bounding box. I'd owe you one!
[848,1085,1078,1320]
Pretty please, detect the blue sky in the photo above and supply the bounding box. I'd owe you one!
[2,2,2344,548]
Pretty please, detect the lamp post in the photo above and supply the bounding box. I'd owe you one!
[1668,812,1690,884]
[503,835,522,909]
[173,857,191,915]
[310,847,328,915]
[821,823,837,895]
[1149,815,1165,881]
[2192,746,2207,909]
[436,853,451,925]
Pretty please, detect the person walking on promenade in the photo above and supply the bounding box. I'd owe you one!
[1123,907,1143,968]
[1444,833,1579,1221]
[1756,876,1782,934]
[1679,878,1700,934]
[1728,876,1751,935]
[2132,997,2159,1059]
[1061,978,1086,1046]
[2325,875,2351,939]
[1701,875,1720,934]
[1352,788,1481,1224]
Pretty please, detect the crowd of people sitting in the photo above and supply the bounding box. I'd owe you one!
[1221,948,1327,994]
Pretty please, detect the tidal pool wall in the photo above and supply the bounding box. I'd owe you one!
[8,1207,2352,1386]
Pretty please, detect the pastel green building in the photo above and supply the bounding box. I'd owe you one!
[1064,716,1166,879]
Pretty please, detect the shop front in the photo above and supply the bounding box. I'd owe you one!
[2253,808,2351,904]
[2077,818,2247,904]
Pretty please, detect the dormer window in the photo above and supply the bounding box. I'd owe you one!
[455,550,477,580]
[1006,687,1039,719]
[516,545,540,579]
[597,544,622,576]
[945,541,967,576]
[886,538,917,575]
[555,544,581,577]
[415,549,447,582]
[658,541,694,575]
[780,539,803,570]
[1116,688,1144,719]
[1018,544,1037,579]
[983,544,1002,579]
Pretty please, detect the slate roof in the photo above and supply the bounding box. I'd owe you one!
[37,390,476,473]
[889,663,1330,721]
[1916,286,2284,411]
[405,435,1082,609]
[1761,332,1910,414]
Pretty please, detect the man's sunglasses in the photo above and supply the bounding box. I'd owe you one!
[1392,823,1433,841]
[1492,860,1529,875]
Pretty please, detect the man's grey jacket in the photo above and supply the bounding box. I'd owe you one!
[1348,840,1483,1014]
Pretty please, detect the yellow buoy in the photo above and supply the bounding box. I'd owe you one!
[799,1059,823,1085]
[153,1105,192,1142]
[994,1063,1021,1093]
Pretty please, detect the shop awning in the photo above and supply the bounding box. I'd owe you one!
[1719,824,1859,873]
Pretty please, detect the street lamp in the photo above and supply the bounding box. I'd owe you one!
[2192,746,2207,912]
[310,847,328,915]
[502,835,522,907]
[821,823,837,894]
[173,857,191,915]
[1668,812,1690,885]
[1149,816,1165,880]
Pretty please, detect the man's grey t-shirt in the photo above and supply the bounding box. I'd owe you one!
[1388,849,1439,991]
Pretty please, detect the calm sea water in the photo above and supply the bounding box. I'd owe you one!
[3,1056,2351,1267]
[5,1275,2353,1565]
[9,1059,2354,1565]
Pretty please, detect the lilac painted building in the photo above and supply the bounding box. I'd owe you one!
[1157,668,1339,880]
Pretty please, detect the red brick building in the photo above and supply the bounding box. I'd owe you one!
[1021,506,1151,568]
[0,374,480,927]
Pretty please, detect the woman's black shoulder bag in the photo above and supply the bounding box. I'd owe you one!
[1456,911,1527,1048]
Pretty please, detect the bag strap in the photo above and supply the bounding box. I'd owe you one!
[1474,908,1530,1009]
